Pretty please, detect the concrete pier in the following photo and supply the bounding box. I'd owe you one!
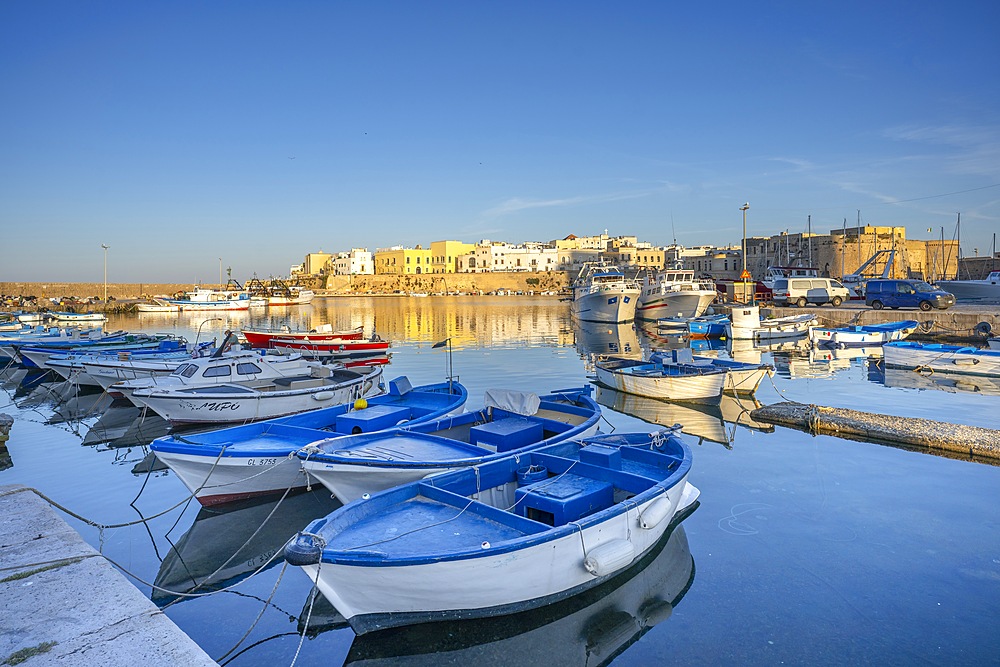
[0,485,216,666]
[751,402,1000,462]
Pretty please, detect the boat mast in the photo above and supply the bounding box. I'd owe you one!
[956,212,961,280]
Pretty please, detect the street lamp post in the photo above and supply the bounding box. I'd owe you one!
[739,203,750,278]
[101,244,110,302]
[219,258,223,289]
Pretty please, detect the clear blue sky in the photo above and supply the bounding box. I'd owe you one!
[2,1,998,284]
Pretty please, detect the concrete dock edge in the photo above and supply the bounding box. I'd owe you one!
[0,484,217,666]
[751,402,1000,462]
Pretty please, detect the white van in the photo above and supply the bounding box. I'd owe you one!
[772,278,850,307]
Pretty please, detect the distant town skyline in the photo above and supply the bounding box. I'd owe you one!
[2,2,997,283]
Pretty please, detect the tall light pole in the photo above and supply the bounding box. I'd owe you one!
[101,244,110,302]
[739,203,750,278]
[219,258,223,289]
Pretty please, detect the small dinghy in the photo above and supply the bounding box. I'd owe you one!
[150,377,468,505]
[297,387,601,504]
[650,349,774,396]
[284,428,700,635]
[809,320,919,348]
[726,305,816,341]
[595,356,728,403]
[883,341,1000,377]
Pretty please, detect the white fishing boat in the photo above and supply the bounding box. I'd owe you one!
[129,361,383,425]
[79,342,216,389]
[570,264,641,323]
[46,311,108,323]
[726,305,817,341]
[135,298,181,313]
[164,288,254,311]
[635,269,717,321]
[809,320,919,348]
[283,429,700,635]
[936,271,1000,302]
[883,341,1000,377]
[594,356,727,403]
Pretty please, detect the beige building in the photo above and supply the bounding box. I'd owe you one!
[302,252,333,276]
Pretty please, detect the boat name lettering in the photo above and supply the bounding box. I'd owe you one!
[196,401,241,412]
[247,458,278,466]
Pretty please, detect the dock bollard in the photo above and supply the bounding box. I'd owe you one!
[0,414,12,443]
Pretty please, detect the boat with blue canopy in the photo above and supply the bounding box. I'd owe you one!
[809,320,919,348]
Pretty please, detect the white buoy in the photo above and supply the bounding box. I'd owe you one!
[637,495,675,529]
[583,539,635,576]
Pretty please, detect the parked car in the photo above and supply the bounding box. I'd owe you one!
[864,279,955,311]
[772,278,851,307]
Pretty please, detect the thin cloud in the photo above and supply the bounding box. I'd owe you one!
[480,190,650,218]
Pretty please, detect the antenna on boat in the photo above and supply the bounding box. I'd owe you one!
[432,337,456,390]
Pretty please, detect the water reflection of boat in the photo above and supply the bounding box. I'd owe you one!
[869,364,1000,396]
[341,524,694,667]
[574,321,641,358]
[152,489,341,606]
[82,403,144,445]
[596,385,773,445]
[47,388,114,425]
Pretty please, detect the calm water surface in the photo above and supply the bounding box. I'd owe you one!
[2,297,998,666]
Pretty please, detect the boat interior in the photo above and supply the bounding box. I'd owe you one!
[322,437,685,555]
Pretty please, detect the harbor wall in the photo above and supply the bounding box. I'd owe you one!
[0,282,195,301]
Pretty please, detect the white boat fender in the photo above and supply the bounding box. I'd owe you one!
[583,539,635,576]
[637,494,675,529]
[312,391,336,401]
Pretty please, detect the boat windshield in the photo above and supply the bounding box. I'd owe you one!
[912,281,936,291]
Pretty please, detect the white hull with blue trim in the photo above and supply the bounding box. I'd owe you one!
[883,341,1000,377]
[285,429,699,635]
[150,378,468,505]
[298,387,601,504]
[809,320,919,347]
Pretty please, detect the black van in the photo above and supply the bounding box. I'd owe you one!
[864,279,955,311]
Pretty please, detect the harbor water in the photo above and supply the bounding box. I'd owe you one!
[1,296,998,666]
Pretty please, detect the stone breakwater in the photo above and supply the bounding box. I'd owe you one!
[1,282,197,301]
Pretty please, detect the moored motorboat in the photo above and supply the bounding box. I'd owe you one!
[882,341,1000,376]
[297,387,601,504]
[687,313,729,338]
[570,263,641,323]
[809,320,919,348]
[936,271,1000,302]
[635,269,717,322]
[46,311,108,323]
[149,377,468,506]
[284,428,700,635]
[241,324,364,349]
[269,335,391,359]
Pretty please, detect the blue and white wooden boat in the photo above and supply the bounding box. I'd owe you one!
[0,326,109,361]
[809,320,919,348]
[595,356,727,403]
[883,341,1000,377]
[150,378,468,506]
[297,387,601,504]
[650,349,774,396]
[687,313,729,338]
[284,428,700,635]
